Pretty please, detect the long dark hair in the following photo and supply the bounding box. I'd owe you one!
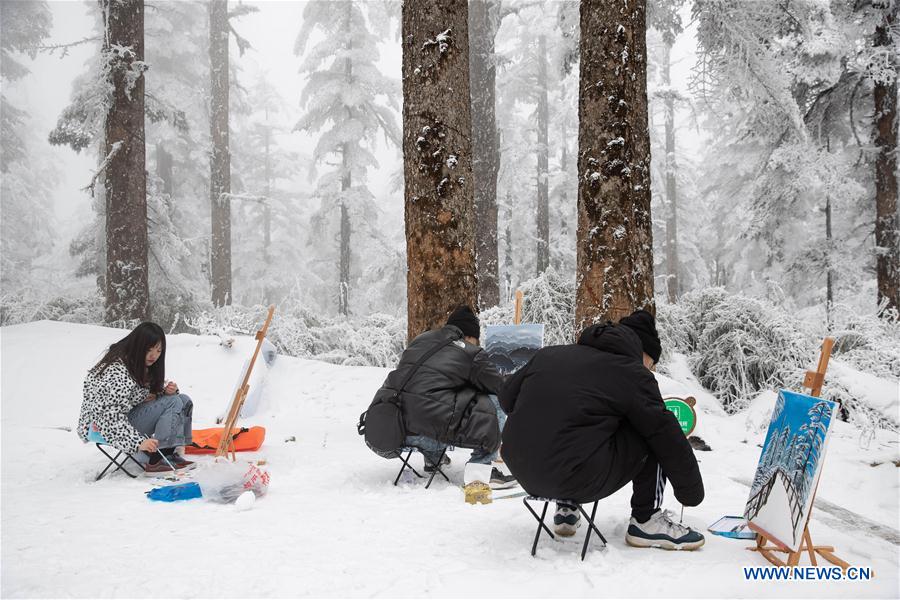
[93,322,166,393]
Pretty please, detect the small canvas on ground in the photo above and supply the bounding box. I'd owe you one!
[484,324,544,375]
[744,389,838,551]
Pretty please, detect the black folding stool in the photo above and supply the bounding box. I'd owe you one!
[523,496,608,560]
[88,428,144,481]
[393,446,450,489]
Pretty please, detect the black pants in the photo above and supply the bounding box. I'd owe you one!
[577,423,666,522]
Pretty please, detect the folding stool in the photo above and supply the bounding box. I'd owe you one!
[392,446,449,489]
[87,426,144,481]
[522,496,608,560]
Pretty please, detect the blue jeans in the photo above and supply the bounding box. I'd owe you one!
[404,394,505,467]
[128,393,193,449]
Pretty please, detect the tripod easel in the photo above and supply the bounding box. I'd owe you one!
[749,337,851,570]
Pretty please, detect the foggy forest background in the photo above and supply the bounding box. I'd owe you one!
[1,0,897,430]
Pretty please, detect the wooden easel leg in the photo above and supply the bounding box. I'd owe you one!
[803,528,817,566]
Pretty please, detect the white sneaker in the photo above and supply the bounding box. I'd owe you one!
[553,502,581,537]
[625,510,705,550]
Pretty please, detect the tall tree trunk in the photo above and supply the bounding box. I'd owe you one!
[263,121,272,304]
[403,0,477,341]
[339,145,351,316]
[103,0,149,323]
[575,0,654,329]
[339,5,352,317]
[554,125,570,273]
[209,0,231,307]
[536,33,550,275]
[662,40,679,303]
[469,0,500,308]
[504,194,514,300]
[874,1,899,314]
[263,122,271,265]
[155,142,173,196]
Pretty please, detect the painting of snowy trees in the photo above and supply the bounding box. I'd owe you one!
[744,390,839,552]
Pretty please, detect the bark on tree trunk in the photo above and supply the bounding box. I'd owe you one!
[662,40,679,303]
[209,0,232,307]
[102,0,149,323]
[575,0,654,330]
[874,1,899,314]
[536,33,550,275]
[469,0,500,308]
[403,0,478,342]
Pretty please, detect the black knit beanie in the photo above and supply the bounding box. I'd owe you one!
[619,309,662,364]
[446,305,480,339]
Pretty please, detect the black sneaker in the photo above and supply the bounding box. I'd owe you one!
[553,502,581,537]
[489,467,517,490]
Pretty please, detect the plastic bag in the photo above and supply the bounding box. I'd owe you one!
[147,482,203,502]
[194,460,270,503]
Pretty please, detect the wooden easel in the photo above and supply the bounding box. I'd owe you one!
[215,305,276,460]
[750,337,851,570]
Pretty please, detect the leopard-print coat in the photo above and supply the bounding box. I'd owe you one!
[77,359,150,453]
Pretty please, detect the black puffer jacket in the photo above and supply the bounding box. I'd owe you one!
[499,323,704,505]
[373,325,503,452]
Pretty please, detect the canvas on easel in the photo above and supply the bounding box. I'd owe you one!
[745,337,851,570]
[215,305,276,459]
[744,388,837,551]
[484,291,544,376]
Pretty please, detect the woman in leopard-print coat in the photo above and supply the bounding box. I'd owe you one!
[77,322,194,472]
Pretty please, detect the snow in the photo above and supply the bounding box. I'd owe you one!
[2,321,898,598]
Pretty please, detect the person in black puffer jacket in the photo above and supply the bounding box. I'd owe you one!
[500,310,706,550]
[372,305,515,491]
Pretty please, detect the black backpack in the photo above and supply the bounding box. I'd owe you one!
[357,337,455,459]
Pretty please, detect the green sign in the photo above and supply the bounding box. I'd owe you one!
[664,398,696,436]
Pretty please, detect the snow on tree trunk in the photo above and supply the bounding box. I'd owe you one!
[102,0,149,323]
[575,0,655,329]
[403,0,478,341]
[469,0,500,309]
[209,0,231,307]
[873,2,899,314]
[536,33,550,275]
[662,40,679,304]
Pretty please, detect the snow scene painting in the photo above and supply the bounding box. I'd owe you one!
[744,390,838,552]
[484,324,544,375]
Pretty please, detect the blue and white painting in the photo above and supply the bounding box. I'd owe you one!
[744,390,837,551]
[484,324,544,376]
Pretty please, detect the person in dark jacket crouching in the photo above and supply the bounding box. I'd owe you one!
[374,305,516,497]
[499,310,705,550]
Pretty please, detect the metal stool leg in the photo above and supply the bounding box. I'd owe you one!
[577,500,606,560]
[524,497,556,556]
[424,448,449,489]
[95,444,141,480]
[394,449,423,486]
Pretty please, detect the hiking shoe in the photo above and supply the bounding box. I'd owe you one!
[554,502,581,537]
[143,461,176,475]
[171,456,195,470]
[625,510,705,550]
[489,467,517,490]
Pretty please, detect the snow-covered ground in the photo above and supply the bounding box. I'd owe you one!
[1,321,898,598]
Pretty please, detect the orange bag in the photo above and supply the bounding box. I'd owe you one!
[185,426,266,454]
